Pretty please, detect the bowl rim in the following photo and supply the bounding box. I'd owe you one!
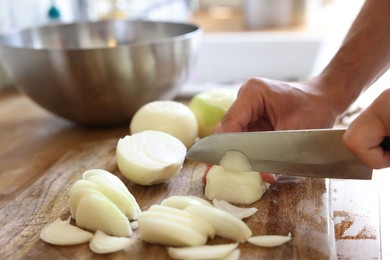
[0,19,202,51]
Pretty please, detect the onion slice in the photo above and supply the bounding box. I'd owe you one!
[75,192,132,237]
[224,249,240,260]
[40,217,93,246]
[130,221,139,230]
[219,150,253,172]
[160,195,214,209]
[138,216,207,247]
[247,234,292,247]
[146,205,215,238]
[185,205,252,242]
[212,199,257,219]
[89,230,134,254]
[167,243,238,260]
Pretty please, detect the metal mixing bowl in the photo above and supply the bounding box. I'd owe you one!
[0,20,201,126]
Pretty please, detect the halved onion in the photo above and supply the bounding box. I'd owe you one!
[247,234,292,247]
[130,100,198,149]
[89,230,134,254]
[116,131,186,185]
[167,243,238,260]
[212,199,257,219]
[185,205,252,242]
[40,217,93,246]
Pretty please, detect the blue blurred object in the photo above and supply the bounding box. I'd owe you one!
[48,0,61,20]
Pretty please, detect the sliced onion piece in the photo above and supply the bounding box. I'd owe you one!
[75,193,132,237]
[145,205,215,238]
[86,174,141,220]
[40,217,93,246]
[82,169,141,220]
[89,230,134,254]
[212,199,257,219]
[116,131,186,185]
[138,215,207,247]
[130,221,139,230]
[223,249,240,260]
[205,165,266,205]
[160,195,213,209]
[68,180,102,218]
[247,234,292,247]
[168,243,238,260]
[185,205,252,242]
[219,150,253,172]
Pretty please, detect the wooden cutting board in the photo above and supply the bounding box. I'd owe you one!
[0,137,336,260]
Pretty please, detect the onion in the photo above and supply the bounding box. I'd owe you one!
[205,150,267,204]
[160,195,214,209]
[205,165,266,204]
[189,88,237,137]
[82,169,141,220]
[40,217,93,246]
[89,230,134,254]
[219,150,253,172]
[130,221,139,230]
[116,131,186,185]
[148,205,215,238]
[167,243,238,260]
[212,199,257,219]
[247,234,292,247]
[185,205,252,242]
[130,100,198,148]
[224,249,240,260]
[138,215,207,247]
[75,192,132,237]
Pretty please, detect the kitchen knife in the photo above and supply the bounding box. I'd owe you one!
[186,129,374,180]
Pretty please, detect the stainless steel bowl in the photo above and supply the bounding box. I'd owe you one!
[0,20,201,126]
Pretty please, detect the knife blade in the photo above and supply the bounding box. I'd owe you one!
[186,129,372,180]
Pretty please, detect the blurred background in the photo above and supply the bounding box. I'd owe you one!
[0,0,386,110]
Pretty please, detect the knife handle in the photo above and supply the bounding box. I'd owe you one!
[381,136,390,151]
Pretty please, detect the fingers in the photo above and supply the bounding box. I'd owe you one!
[344,89,390,169]
[216,78,267,133]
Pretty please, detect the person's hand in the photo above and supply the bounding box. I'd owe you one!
[343,89,390,169]
[214,77,344,183]
[215,77,340,133]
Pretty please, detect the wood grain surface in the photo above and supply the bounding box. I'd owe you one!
[0,89,382,259]
[0,137,336,259]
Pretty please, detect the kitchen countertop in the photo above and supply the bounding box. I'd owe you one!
[0,88,386,259]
